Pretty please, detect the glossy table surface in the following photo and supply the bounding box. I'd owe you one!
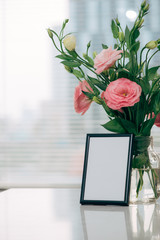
[0,188,160,240]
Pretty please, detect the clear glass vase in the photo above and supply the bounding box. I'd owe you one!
[129,136,160,204]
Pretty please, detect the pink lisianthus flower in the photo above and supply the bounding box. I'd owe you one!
[149,113,160,127]
[74,80,93,115]
[94,46,123,74]
[101,91,123,113]
[102,78,142,110]
[154,113,160,127]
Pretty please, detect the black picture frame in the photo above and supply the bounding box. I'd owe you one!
[80,133,133,206]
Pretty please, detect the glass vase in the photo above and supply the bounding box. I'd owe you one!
[129,136,160,204]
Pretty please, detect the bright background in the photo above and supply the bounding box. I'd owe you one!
[0,0,160,187]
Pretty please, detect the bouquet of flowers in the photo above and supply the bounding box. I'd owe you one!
[47,0,160,200]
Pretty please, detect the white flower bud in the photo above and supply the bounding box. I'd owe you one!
[145,40,158,49]
[118,32,125,42]
[63,35,76,51]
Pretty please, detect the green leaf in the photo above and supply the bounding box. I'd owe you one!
[135,93,147,127]
[61,61,81,68]
[138,61,145,75]
[111,20,119,39]
[83,55,94,66]
[56,54,73,60]
[148,91,158,112]
[72,69,84,78]
[157,45,160,50]
[82,91,94,99]
[148,66,160,81]
[139,78,150,95]
[132,29,140,41]
[125,25,130,48]
[140,117,156,136]
[130,41,140,53]
[66,50,78,58]
[125,61,132,71]
[109,68,115,75]
[102,44,108,49]
[102,119,126,133]
[117,68,131,79]
[114,44,119,49]
[132,154,148,168]
[110,71,116,81]
[150,91,160,114]
[119,119,137,135]
[87,76,106,91]
[87,79,100,96]
[62,32,73,40]
[129,54,138,75]
[125,51,130,58]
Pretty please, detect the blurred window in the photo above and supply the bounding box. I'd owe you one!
[0,0,160,187]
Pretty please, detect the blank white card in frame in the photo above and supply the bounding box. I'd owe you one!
[84,136,130,201]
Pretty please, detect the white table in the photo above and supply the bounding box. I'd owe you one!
[0,188,160,240]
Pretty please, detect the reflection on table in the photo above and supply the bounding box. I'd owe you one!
[81,203,160,240]
[0,188,160,240]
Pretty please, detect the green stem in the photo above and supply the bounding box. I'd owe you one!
[78,67,85,78]
[148,50,159,66]
[147,169,158,198]
[123,110,127,120]
[136,169,144,197]
[147,76,160,101]
[128,107,132,121]
[51,38,62,53]
[76,55,106,82]
[59,39,65,54]
[101,102,113,117]
[140,46,146,67]
[50,29,59,38]
[145,49,150,82]
[136,102,140,133]
[151,169,158,198]
[123,44,125,67]
[75,52,94,68]
[119,25,123,32]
